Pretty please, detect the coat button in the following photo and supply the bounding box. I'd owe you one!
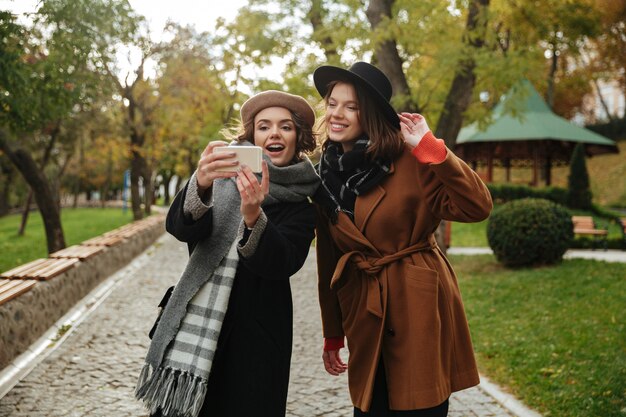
[387,328,395,336]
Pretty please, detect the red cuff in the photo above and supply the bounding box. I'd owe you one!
[411,131,447,164]
[323,337,345,351]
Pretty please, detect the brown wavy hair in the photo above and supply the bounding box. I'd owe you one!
[221,108,317,164]
[319,80,404,161]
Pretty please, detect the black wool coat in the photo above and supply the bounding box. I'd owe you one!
[165,183,316,417]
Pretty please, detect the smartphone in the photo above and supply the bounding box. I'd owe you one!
[214,145,263,173]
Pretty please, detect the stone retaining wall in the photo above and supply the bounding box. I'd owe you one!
[0,220,165,369]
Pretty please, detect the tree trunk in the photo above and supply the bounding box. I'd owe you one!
[546,42,558,110]
[435,0,490,148]
[0,131,66,252]
[15,125,60,233]
[592,78,614,122]
[0,161,14,216]
[18,190,33,236]
[162,172,173,206]
[143,165,153,216]
[366,0,420,113]
[307,0,339,62]
[130,151,144,220]
[127,92,146,220]
[174,175,183,195]
[433,0,490,251]
[187,149,196,179]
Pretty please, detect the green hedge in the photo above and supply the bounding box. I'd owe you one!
[487,198,574,267]
[487,184,569,206]
[571,236,625,250]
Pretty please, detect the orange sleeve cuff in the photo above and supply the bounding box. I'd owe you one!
[411,131,447,164]
[323,337,345,351]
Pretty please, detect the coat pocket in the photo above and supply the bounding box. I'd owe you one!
[403,263,439,292]
[401,263,441,335]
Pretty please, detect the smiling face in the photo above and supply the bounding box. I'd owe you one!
[253,107,298,167]
[325,82,364,152]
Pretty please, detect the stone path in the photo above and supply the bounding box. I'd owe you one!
[0,234,527,416]
[448,247,626,263]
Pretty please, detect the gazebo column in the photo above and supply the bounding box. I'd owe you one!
[532,147,539,186]
[504,158,511,182]
[544,155,552,186]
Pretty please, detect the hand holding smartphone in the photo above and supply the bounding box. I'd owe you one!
[214,146,263,173]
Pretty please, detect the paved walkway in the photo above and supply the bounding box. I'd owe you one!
[0,235,539,417]
[448,247,626,263]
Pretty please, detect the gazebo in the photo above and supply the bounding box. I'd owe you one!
[455,80,619,185]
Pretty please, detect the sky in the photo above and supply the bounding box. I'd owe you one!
[1,0,251,80]
[0,0,248,36]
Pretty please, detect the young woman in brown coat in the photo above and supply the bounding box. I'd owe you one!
[313,62,493,416]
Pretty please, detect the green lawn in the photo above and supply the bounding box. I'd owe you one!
[450,219,489,247]
[0,208,134,272]
[452,254,626,417]
[450,211,624,248]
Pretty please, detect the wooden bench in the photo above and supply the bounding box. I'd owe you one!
[0,214,165,307]
[572,216,608,250]
[81,235,125,247]
[0,279,38,306]
[0,257,80,280]
[50,245,105,260]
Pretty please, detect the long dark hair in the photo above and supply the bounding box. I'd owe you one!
[319,80,404,161]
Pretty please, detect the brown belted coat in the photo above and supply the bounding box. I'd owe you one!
[316,147,493,411]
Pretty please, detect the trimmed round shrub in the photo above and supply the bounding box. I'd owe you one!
[487,198,574,267]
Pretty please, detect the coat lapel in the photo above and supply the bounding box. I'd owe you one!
[354,160,395,233]
[354,185,385,233]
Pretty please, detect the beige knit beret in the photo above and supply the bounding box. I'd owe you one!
[240,90,316,128]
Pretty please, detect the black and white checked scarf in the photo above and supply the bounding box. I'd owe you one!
[136,152,320,417]
[142,242,239,417]
[317,135,391,221]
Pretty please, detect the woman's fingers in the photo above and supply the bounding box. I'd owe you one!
[236,165,265,205]
[330,350,347,372]
[333,350,347,368]
[260,161,269,195]
[322,349,347,376]
[322,351,341,376]
[239,166,260,192]
[201,140,228,158]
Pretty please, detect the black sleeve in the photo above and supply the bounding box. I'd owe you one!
[239,202,316,280]
[165,181,213,244]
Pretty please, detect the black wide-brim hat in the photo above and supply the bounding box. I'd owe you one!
[313,61,400,128]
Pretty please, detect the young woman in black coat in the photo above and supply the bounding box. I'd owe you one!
[138,91,320,417]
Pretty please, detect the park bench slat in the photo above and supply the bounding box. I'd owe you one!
[0,279,25,292]
[104,227,142,239]
[2,258,79,280]
[28,258,80,280]
[571,216,609,250]
[0,258,48,279]
[0,279,37,306]
[573,228,608,235]
[82,235,125,246]
[50,245,105,260]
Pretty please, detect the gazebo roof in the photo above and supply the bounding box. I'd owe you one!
[456,80,619,163]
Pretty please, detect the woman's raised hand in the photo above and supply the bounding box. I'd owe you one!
[236,161,269,228]
[196,141,239,192]
[398,112,431,149]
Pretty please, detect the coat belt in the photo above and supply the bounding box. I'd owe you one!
[330,235,437,318]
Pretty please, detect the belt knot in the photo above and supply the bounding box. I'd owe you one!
[329,235,437,319]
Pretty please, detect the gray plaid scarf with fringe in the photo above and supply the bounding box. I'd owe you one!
[136,152,320,417]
